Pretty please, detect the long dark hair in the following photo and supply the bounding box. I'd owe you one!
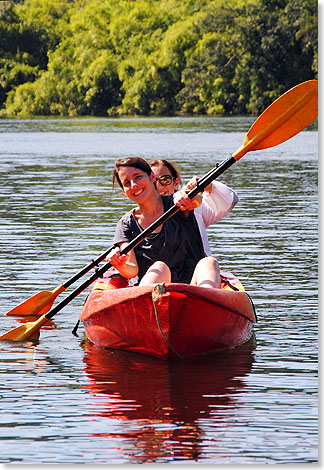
[149,159,182,185]
[113,157,152,188]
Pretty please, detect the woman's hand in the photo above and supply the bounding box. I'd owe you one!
[173,188,191,210]
[106,243,139,279]
[106,246,129,270]
[185,176,212,194]
[173,188,201,211]
[174,177,203,212]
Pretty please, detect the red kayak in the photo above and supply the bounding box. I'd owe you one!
[80,270,256,360]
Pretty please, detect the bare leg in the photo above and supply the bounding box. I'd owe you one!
[190,256,221,289]
[139,261,171,286]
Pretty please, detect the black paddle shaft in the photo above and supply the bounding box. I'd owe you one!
[44,155,237,321]
[62,246,115,289]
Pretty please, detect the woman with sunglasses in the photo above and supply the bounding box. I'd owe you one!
[149,159,238,256]
[106,157,221,288]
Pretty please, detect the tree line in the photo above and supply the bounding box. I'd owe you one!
[0,0,317,117]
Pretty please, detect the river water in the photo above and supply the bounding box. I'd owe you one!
[0,117,318,464]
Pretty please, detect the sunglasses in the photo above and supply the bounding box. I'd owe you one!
[155,174,175,186]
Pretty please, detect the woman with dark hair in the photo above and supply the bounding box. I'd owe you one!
[149,159,238,256]
[107,157,221,288]
[149,159,182,195]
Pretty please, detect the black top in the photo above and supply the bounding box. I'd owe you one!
[114,195,206,283]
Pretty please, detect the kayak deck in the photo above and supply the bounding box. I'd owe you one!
[80,270,256,360]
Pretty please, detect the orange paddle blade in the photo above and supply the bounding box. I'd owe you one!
[5,284,65,316]
[0,314,49,342]
[233,80,318,160]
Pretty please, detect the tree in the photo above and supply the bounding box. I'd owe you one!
[1,0,318,116]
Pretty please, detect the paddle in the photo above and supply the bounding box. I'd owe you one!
[0,79,317,342]
[5,247,115,317]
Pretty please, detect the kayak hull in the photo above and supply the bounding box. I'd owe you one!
[80,270,256,360]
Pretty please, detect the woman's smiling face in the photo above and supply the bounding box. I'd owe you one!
[118,166,156,203]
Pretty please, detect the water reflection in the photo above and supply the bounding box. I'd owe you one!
[0,116,257,134]
[0,116,318,134]
[82,338,255,462]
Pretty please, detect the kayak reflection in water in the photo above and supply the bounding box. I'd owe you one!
[106,157,237,288]
[82,337,255,463]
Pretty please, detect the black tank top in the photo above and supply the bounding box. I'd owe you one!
[114,195,206,283]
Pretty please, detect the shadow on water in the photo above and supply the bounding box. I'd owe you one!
[81,336,256,462]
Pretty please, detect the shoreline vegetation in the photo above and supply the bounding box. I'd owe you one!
[0,0,317,118]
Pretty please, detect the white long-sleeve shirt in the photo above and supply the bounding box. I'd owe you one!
[194,181,238,256]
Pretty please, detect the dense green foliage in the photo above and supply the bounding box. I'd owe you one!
[0,0,317,116]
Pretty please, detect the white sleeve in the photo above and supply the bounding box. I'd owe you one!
[199,181,239,228]
[194,210,212,256]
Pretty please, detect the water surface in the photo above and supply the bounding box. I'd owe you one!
[0,117,318,464]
